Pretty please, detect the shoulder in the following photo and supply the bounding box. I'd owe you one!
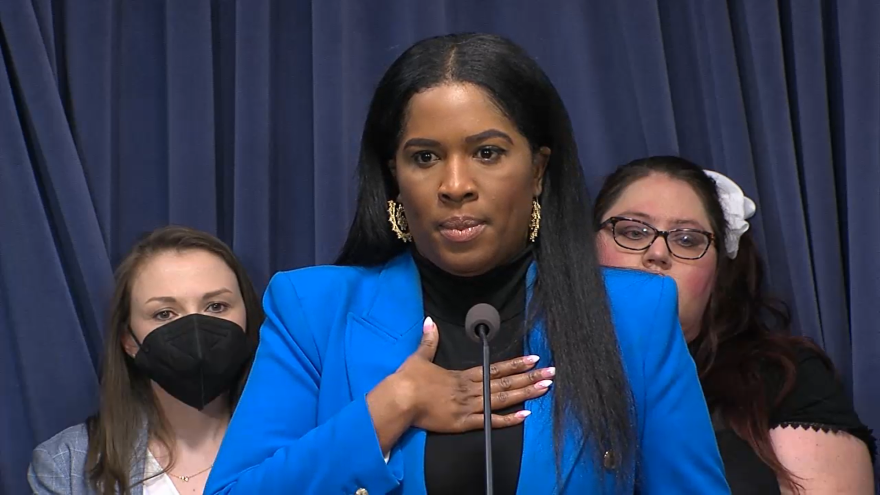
[259,256,409,346]
[768,342,877,460]
[28,424,90,490]
[266,261,386,306]
[764,342,836,405]
[32,423,90,462]
[601,267,678,339]
[269,264,374,292]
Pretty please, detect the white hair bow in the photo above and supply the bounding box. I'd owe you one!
[703,170,756,259]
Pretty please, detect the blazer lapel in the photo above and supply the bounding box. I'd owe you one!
[344,252,424,400]
[517,323,589,494]
[344,252,428,493]
[343,256,589,494]
[517,264,588,494]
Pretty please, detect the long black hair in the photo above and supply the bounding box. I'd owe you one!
[336,33,636,487]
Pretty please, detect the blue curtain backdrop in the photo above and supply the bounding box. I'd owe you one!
[1,0,878,493]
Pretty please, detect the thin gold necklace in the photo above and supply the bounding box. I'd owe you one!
[169,464,213,482]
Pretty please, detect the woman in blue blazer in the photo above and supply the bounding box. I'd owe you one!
[206,33,730,495]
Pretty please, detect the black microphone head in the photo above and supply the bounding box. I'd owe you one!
[465,303,501,343]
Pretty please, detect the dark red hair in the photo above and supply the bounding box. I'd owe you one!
[593,156,828,492]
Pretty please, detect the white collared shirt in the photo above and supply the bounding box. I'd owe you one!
[143,450,180,495]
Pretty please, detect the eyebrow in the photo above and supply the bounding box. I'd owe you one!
[464,129,514,145]
[402,137,440,149]
[401,128,514,150]
[616,211,708,230]
[145,288,233,305]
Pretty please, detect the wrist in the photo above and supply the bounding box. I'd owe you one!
[366,372,418,424]
[387,372,419,425]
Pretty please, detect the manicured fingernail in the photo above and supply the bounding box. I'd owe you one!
[515,410,532,419]
[524,355,540,364]
[423,317,434,332]
[535,380,553,389]
[544,367,556,377]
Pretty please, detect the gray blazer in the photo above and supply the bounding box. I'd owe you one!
[27,423,147,495]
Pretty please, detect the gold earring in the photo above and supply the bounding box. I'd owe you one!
[529,199,541,242]
[387,200,413,243]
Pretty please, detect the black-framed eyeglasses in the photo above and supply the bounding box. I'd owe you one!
[600,216,716,260]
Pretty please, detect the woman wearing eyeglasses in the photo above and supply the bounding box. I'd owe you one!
[593,156,875,494]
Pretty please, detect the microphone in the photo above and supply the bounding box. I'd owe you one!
[465,303,501,495]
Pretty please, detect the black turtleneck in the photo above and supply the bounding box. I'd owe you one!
[413,247,533,495]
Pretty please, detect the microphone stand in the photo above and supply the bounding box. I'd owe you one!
[465,303,500,495]
[478,324,494,495]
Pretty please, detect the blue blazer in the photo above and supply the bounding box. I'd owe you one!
[28,423,149,495]
[206,253,729,494]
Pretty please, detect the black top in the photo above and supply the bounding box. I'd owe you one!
[414,247,532,495]
[714,346,877,494]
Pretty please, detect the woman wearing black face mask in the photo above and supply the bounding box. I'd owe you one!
[28,226,262,495]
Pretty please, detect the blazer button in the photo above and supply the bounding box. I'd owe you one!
[603,450,617,470]
[355,489,368,495]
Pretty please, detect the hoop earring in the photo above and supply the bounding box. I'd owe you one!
[387,200,413,243]
[529,199,541,243]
